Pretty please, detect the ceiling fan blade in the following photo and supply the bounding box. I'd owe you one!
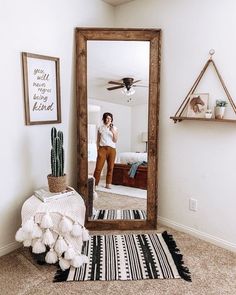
[132,79,142,84]
[107,85,124,91]
[108,81,123,85]
[133,84,148,88]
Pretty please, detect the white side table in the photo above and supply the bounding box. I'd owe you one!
[15,190,90,270]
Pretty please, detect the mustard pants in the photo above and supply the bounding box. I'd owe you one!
[93,146,116,185]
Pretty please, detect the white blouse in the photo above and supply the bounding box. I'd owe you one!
[98,124,117,149]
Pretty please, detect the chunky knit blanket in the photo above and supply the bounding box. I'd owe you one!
[16,192,89,270]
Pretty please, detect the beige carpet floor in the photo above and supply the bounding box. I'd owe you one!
[1,191,236,295]
[1,227,236,295]
[93,190,146,212]
[96,180,147,199]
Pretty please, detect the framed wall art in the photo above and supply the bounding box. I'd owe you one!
[22,52,61,125]
[186,93,209,118]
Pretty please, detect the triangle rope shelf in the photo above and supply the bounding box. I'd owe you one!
[170,50,236,123]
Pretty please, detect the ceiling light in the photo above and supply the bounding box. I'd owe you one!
[121,86,135,96]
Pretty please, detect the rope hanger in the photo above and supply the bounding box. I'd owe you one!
[173,49,236,120]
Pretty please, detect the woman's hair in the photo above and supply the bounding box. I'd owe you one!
[102,112,113,123]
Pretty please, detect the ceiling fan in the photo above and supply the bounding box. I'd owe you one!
[107,77,145,91]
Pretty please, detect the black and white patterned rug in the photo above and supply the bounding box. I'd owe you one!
[54,231,191,282]
[92,209,146,220]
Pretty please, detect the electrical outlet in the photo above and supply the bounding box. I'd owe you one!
[189,198,198,211]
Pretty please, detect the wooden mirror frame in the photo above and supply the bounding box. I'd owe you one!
[76,27,161,230]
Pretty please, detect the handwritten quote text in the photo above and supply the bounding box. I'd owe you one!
[31,68,54,112]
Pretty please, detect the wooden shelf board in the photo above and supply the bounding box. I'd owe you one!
[170,116,236,123]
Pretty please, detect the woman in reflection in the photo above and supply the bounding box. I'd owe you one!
[93,112,118,189]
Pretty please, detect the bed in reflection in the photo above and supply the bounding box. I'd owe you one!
[112,152,147,190]
[116,152,147,164]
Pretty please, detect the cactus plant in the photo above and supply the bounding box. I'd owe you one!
[50,127,64,177]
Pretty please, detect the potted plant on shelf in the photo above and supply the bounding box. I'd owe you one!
[47,127,67,193]
[215,100,227,119]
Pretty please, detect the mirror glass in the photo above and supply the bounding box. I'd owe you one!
[87,40,149,220]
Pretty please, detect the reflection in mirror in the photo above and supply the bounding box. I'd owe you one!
[87,41,149,220]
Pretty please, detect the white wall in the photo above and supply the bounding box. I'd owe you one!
[0,0,114,256]
[115,0,236,251]
[131,104,148,152]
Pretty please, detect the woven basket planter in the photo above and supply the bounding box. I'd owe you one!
[47,174,67,193]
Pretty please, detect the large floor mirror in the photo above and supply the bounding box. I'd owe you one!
[76,28,161,230]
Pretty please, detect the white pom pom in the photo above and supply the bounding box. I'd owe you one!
[31,224,43,239]
[31,239,37,248]
[32,239,46,254]
[15,228,28,242]
[22,217,35,233]
[59,257,71,270]
[23,239,32,247]
[71,255,83,268]
[71,222,82,237]
[59,216,73,233]
[40,212,53,229]
[82,228,90,241]
[42,229,55,245]
[64,245,76,260]
[54,236,68,255]
[81,254,89,264]
[45,248,58,264]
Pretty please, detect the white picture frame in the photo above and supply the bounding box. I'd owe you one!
[22,52,61,125]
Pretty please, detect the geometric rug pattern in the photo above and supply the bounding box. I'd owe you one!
[92,209,146,220]
[54,231,191,282]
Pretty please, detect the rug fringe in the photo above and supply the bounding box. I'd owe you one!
[53,266,70,282]
[32,248,70,282]
[162,231,192,282]
[31,248,47,265]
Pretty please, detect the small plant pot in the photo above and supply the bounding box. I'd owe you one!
[47,174,67,193]
[215,106,225,119]
[205,113,212,119]
[205,109,212,119]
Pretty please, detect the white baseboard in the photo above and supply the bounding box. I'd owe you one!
[158,216,236,253]
[0,241,21,257]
